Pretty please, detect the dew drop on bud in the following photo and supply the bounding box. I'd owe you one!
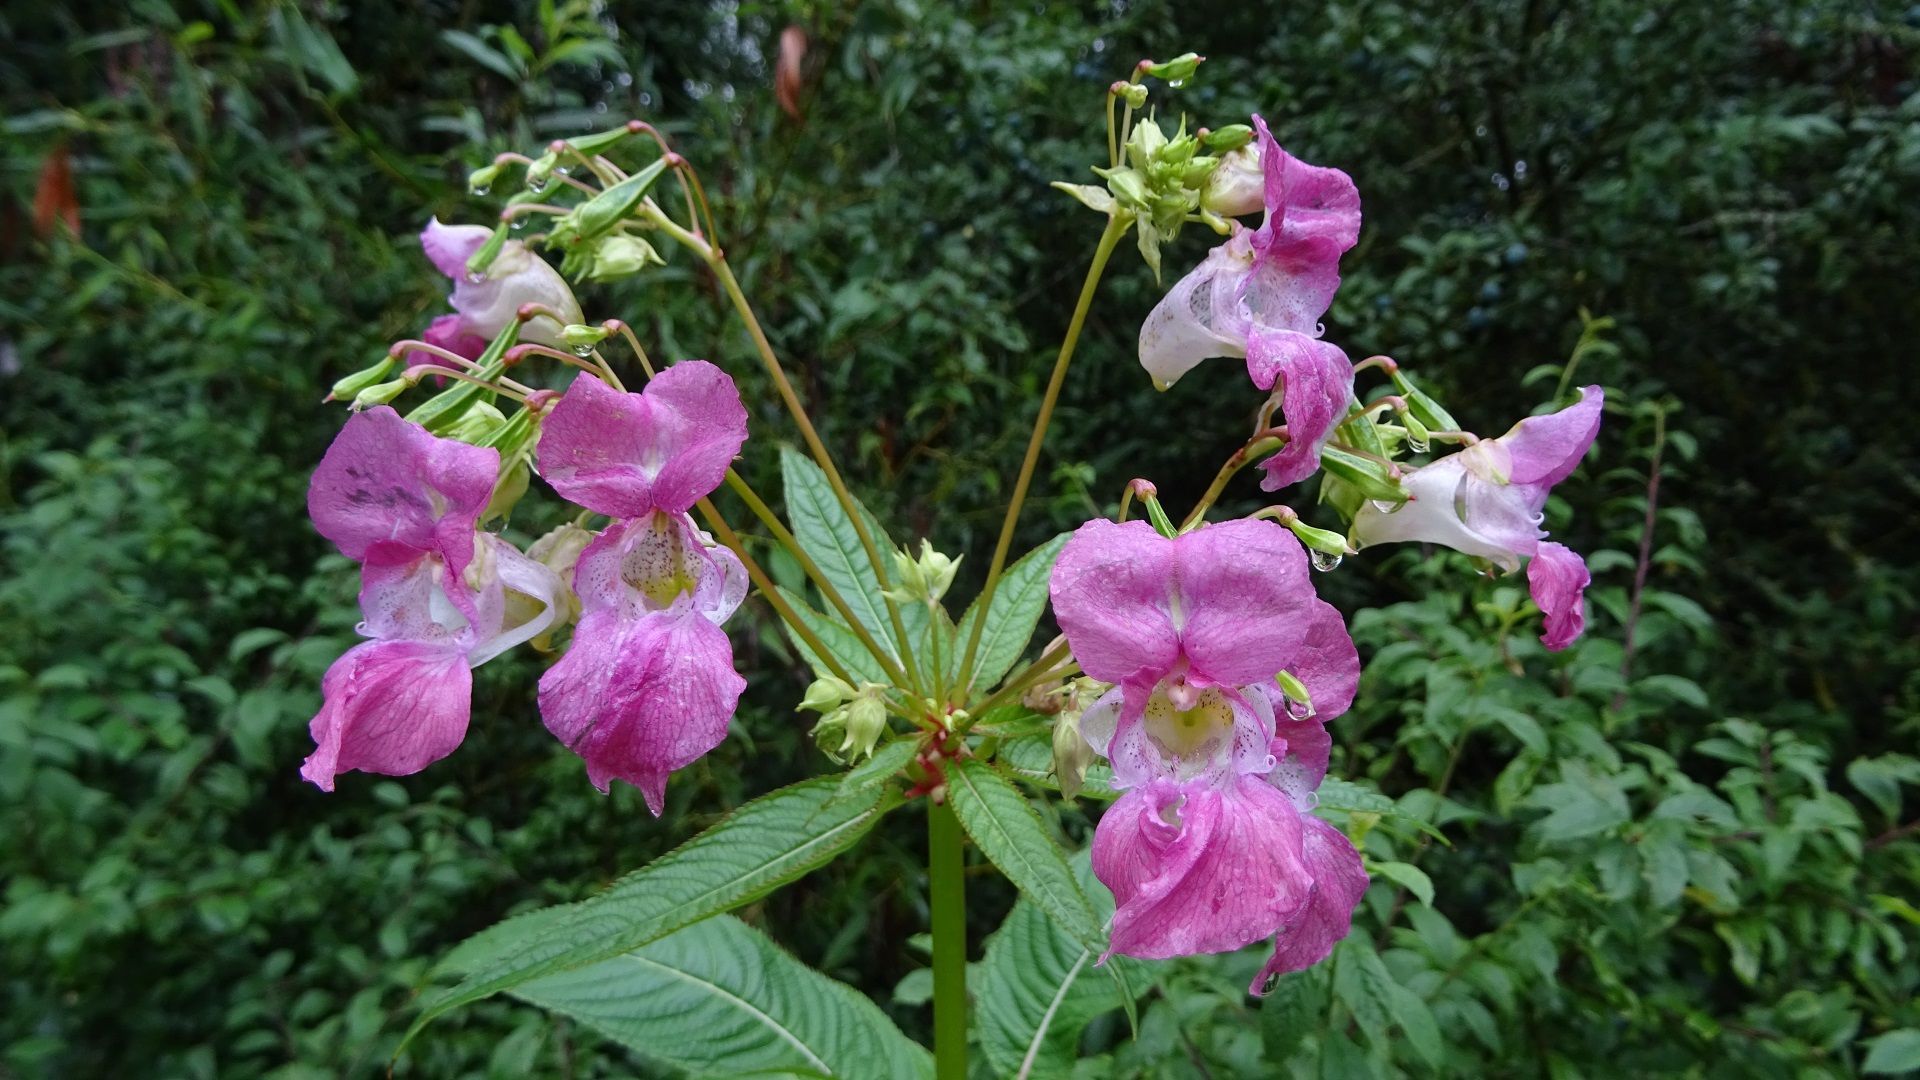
[1408,436,1430,453]
[1310,549,1342,572]
[509,217,528,232]
[555,165,571,176]
[528,176,549,192]
[470,184,491,197]
[1368,499,1398,514]
[1286,698,1313,721]
[465,270,487,284]
[571,343,594,358]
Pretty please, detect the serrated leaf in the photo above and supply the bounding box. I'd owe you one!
[829,738,918,806]
[974,852,1143,1078]
[946,759,1103,951]
[775,586,888,683]
[409,777,897,1046]
[999,733,1116,800]
[512,915,931,1079]
[952,533,1069,693]
[780,447,900,661]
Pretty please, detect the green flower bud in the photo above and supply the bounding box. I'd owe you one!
[1052,709,1095,801]
[1201,124,1254,153]
[561,323,612,351]
[841,696,888,761]
[587,235,666,281]
[1099,166,1150,210]
[482,458,529,524]
[466,161,505,195]
[811,706,850,763]
[327,357,397,403]
[1127,116,1167,165]
[351,378,409,410]
[1285,517,1354,560]
[1319,445,1409,506]
[800,676,857,714]
[1274,669,1314,716]
[524,150,559,192]
[1389,369,1462,434]
[1121,83,1148,109]
[884,540,962,605]
[441,401,508,445]
[1143,52,1203,85]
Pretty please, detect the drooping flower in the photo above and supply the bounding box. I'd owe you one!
[301,535,562,790]
[420,218,584,353]
[534,364,751,813]
[1138,116,1362,490]
[1351,386,1604,650]
[1050,518,1367,986]
[303,407,561,788]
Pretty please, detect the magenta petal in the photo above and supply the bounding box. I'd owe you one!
[539,362,748,517]
[1251,815,1369,990]
[1250,115,1363,267]
[1093,774,1312,961]
[1136,239,1255,388]
[1291,598,1360,721]
[301,638,473,791]
[1502,385,1604,487]
[1050,519,1181,688]
[1265,713,1333,811]
[569,511,737,623]
[1529,540,1591,651]
[307,406,499,577]
[1173,518,1314,689]
[1249,332,1352,489]
[421,218,492,279]
[421,314,489,361]
[537,608,746,814]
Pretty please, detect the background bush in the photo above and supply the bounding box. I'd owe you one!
[2,1,1916,1076]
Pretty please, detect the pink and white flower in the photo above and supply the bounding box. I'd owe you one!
[1138,115,1363,491]
[1050,517,1367,989]
[1351,385,1604,650]
[420,218,584,356]
[534,364,751,813]
[302,408,561,789]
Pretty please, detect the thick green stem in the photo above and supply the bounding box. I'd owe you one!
[928,796,969,1080]
[956,214,1130,693]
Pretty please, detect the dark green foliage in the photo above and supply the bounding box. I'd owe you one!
[1,1,1914,1076]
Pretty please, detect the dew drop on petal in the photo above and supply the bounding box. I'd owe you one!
[1369,499,1398,514]
[1310,549,1343,572]
[465,270,487,284]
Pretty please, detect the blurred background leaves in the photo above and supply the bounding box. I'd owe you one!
[1,0,1916,1076]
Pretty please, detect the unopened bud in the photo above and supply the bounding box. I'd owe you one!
[1120,83,1148,109]
[327,357,397,403]
[1127,116,1168,164]
[1201,124,1254,154]
[884,540,962,605]
[587,235,665,280]
[561,323,612,350]
[1319,445,1408,506]
[441,401,507,445]
[800,676,856,714]
[1285,517,1354,559]
[1143,52,1203,85]
[350,378,409,410]
[524,150,559,192]
[811,707,850,763]
[1201,144,1264,217]
[483,459,529,523]
[467,161,505,195]
[841,696,887,761]
[1100,166,1149,209]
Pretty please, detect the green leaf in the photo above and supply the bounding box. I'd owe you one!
[441,29,522,80]
[1315,778,1394,815]
[512,915,931,1079]
[830,738,918,806]
[1864,1030,1920,1075]
[946,759,1103,951]
[974,852,1144,1078]
[1371,860,1434,907]
[951,533,1069,692]
[998,732,1116,800]
[779,447,898,661]
[774,586,888,684]
[410,776,898,1046]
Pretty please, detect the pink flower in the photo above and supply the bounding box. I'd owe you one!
[421,218,583,351]
[534,366,751,812]
[302,536,562,790]
[1352,386,1604,650]
[1137,117,1361,489]
[1050,518,1367,984]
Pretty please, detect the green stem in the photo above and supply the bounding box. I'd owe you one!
[649,203,927,693]
[928,796,969,1080]
[721,470,913,688]
[956,214,1130,694]
[1180,432,1284,530]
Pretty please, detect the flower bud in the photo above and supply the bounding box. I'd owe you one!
[800,676,856,714]
[841,696,888,761]
[587,235,665,280]
[523,150,559,192]
[561,323,612,351]
[1201,124,1254,154]
[1052,709,1096,800]
[811,706,849,762]
[466,161,505,195]
[1319,445,1408,506]
[1389,368,1462,434]
[326,357,397,403]
[1127,116,1168,165]
[1100,166,1150,210]
[350,378,409,411]
[884,540,962,605]
[1143,52,1203,85]
[1120,82,1149,108]
[441,401,507,445]
[1284,517,1354,560]
[482,459,529,524]
[1201,144,1264,217]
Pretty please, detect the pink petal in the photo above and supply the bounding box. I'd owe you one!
[467,534,564,666]
[1093,774,1312,960]
[1250,814,1369,989]
[568,511,740,623]
[539,363,748,517]
[1101,684,1278,790]
[1265,714,1332,811]
[301,638,472,791]
[1250,116,1363,267]
[1350,456,1540,568]
[1249,332,1352,489]
[307,406,499,578]
[1050,520,1181,689]
[1172,518,1314,689]
[1500,385,1604,487]
[421,218,492,279]
[1528,540,1591,651]
[355,546,484,645]
[420,314,489,361]
[448,241,583,349]
[537,608,746,814]
[1291,598,1360,721]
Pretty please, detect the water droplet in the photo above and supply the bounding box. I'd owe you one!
[1260,971,1283,995]
[1169,77,1188,88]
[1369,499,1397,514]
[555,165,571,176]
[1303,790,1320,810]
[1286,698,1313,720]
[1408,435,1430,453]
[571,343,595,358]
[509,216,528,231]
[469,184,491,197]
[465,270,487,284]
[528,175,550,192]
[1310,550,1342,572]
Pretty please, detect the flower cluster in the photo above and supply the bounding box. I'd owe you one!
[302,226,750,814]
